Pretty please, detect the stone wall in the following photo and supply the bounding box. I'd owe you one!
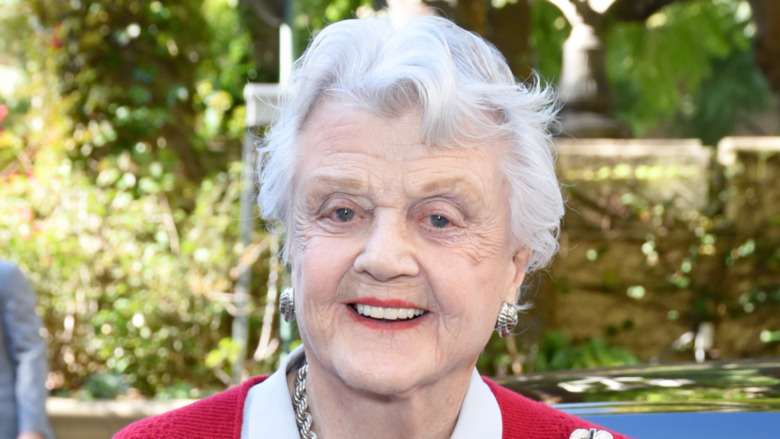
[48,397,193,439]
[524,136,780,363]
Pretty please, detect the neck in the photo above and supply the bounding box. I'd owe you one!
[294,362,473,439]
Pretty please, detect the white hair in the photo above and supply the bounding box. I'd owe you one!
[257,15,564,274]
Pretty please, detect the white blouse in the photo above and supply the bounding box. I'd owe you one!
[241,345,502,438]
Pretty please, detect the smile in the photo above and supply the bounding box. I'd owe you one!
[353,304,426,321]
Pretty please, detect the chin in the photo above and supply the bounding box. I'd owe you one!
[337,361,430,397]
[331,345,465,398]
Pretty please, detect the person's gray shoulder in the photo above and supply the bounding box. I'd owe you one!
[0,260,18,296]
[0,260,15,276]
[0,259,26,282]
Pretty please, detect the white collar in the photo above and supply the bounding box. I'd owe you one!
[241,345,302,439]
[241,345,502,439]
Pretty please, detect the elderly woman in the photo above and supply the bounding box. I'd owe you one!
[115,15,628,439]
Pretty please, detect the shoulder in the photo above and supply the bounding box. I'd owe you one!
[0,260,23,281]
[483,378,631,439]
[113,376,267,439]
[0,260,14,274]
[0,261,23,292]
[0,261,37,317]
[0,261,35,302]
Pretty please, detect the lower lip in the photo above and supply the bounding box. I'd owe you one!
[347,305,427,331]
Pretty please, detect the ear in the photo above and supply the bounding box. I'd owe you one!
[506,247,530,303]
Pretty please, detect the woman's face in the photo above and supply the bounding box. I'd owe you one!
[289,102,529,397]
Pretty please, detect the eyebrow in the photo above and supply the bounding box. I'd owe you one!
[303,171,371,196]
[413,174,484,201]
[304,168,486,207]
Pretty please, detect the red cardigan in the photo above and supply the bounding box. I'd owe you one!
[113,376,629,439]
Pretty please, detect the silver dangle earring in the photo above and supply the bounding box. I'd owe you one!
[280,287,296,322]
[495,301,518,337]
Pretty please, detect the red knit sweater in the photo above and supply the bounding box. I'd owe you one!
[113,376,629,439]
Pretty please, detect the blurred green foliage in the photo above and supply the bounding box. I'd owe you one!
[531,0,770,142]
[480,330,639,377]
[0,0,274,397]
[290,0,373,56]
[0,159,267,396]
[532,331,640,372]
[82,372,128,400]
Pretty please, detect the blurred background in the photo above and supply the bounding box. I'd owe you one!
[0,0,778,418]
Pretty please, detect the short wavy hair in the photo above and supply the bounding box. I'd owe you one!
[257,15,564,274]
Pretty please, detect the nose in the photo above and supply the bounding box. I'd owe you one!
[353,210,420,281]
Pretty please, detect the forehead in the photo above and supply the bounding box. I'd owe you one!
[300,102,426,162]
[296,102,509,190]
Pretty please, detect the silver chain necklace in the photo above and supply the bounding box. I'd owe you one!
[293,361,318,439]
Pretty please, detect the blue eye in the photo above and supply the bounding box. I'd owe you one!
[430,215,450,228]
[333,208,356,222]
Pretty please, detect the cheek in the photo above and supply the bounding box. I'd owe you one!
[434,287,498,357]
[293,238,348,341]
[293,235,357,299]
[424,242,513,326]
[435,231,514,292]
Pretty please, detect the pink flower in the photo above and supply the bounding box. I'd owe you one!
[19,207,34,222]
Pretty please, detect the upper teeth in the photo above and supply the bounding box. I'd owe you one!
[355,304,425,320]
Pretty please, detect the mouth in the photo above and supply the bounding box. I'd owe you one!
[350,303,427,322]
